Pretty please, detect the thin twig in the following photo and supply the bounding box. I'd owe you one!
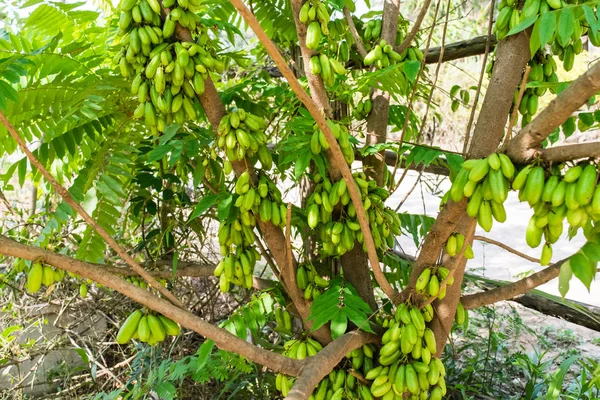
[228,0,398,303]
[462,0,496,155]
[0,111,183,308]
[473,235,539,263]
[395,0,433,55]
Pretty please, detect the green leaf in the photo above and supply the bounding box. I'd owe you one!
[546,355,579,399]
[507,15,538,36]
[569,252,594,291]
[294,150,310,180]
[154,382,176,400]
[582,5,598,32]
[330,310,348,340]
[557,8,575,47]
[403,60,420,82]
[530,18,542,56]
[188,194,218,222]
[582,241,600,263]
[218,194,233,220]
[147,144,173,162]
[539,11,557,47]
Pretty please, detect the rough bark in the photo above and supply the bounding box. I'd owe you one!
[284,331,379,400]
[340,245,377,310]
[506,61,600,162]
[424,35,497,64]
[0,235,302,376]
[540,141,600,163]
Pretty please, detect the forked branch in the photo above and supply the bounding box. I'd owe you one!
[284,331,379,400]
[228,0,398,303]
[506,61,600,162]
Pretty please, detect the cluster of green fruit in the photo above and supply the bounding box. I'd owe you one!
[252,174,288,226]
[444,232,475,259]
[365,303,446,399]
[216,109,272,165]
[274,306,293,335]
[364,39,421,69]
[448,153,516,232]
[415,265,454,300]
[353,98,373,120]
[515,53,559,127]
[116,309,180,345]
[26,262,65,293]
[296,263,330,300]
[276,337,324,395]
[215,219,262,292]
[309,120,355,165]
[309,53,347,86]
[306,172,401,256]
[125,275,148,289]
[115,0,223,132]
[514,162,600,264]
[495,0,564,40]
[324,20,351,63]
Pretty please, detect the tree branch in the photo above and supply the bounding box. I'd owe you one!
[228,0,398,303]
[461,259,566,310]
[424,35,497,64]
[343,7,367,58]
[395,0,432,55]
[540,141,600,163]
[284,331,379,400]
[506,60,600,163]
[473,235,539,263]
[0,235,303,376]
[0,111,183,308]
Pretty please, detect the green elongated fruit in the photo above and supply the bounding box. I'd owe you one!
[487,153,501,170]
[42,266,54,286]
[370,382,392,397]
[513,164,533,190]
[575,164,597,205]
[499,153,515,179]
[306,22,322,50]
[489,168,507,204]
[592,185,600,213]
[469,159,490,182]
[296,266,308,290]
[148,314,166,342]
[415,268,431,292]
[565,182,579,210]
[446,235,457,256]
[137,315,151,342]
[463,180,478,198]
[428,274,440,297]
[478,200,493,232]
[551,180,567,207]
[299,2,310,23]
[495,6,512,30]
[424,328,436,354]
[310,56,321,75]
[564,165,582,183]
[540,243,552,266]
[455,301,466,325]
[27,263,44,293]
[117,310,143,344]
[405,364,419,394]
[319,54,331,83]
[409,307,425,331]
[526,217,543,248]
[490,200,507,222]
[329,58,346,75]
[450,168,470,202]
[526,166,545,205]
[466,185,483,218]
[542,175,560,203]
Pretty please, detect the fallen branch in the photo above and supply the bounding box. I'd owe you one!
[0,111,183,308]
[461,259,565,310]
[228,0,398,303]
[0,235,302,376]
[284,331,379,400]
[540,141,600,163]
[506,60,600,162]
